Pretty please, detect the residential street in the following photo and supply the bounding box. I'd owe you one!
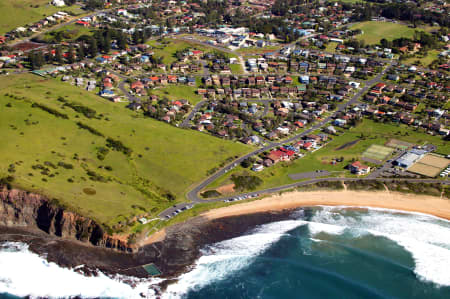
[154,60,448,220]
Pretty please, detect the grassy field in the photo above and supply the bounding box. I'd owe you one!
[351,22,425,45]
[39,23,93,42]
[204,119,449,193]
[402,50,440,66]
[0,73,249,228]
[150,85,203,105]
[0,0,82,35]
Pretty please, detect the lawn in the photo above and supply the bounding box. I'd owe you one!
[351,21,424,45]
[146,38,209,65]
[150,85,203,105]
[203,119,449,193]
[0,73,249,228]
[230,63,243,74]
[236,45,281,54]
[0,0,82,35]
[325,42,338,53]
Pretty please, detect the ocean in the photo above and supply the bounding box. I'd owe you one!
[1,206,450,298]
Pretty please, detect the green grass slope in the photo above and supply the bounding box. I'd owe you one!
[0,74,249,228]
[0,0,81,35]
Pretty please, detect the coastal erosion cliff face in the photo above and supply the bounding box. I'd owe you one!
[0,187,134,252]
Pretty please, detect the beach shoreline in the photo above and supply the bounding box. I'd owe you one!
[1,189,449,296]
[202,190,450,222]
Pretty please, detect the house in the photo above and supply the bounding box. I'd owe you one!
[267,150,289,164]
[387,74,399,81]
[325,125,337,134]
[350,161,370,175]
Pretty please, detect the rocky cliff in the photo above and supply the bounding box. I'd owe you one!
[0,186,134,252]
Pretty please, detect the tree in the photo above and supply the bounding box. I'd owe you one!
[55,46,63,64]
[28,51,44,69]
[117,31,127,50]
[77,43,85,61]
[68,45,75,64]
[103,30,111,53]
[88,37,98,57]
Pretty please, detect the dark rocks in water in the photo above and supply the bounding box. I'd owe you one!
[0,210,295,280]
[0,185,302,288]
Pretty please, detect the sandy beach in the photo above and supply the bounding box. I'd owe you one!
[203,190,450,221]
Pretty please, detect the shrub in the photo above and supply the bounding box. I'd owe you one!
[106,138,132,156]
[63,101,98,118]
[231,175,263,191]
[76,122,104,137]
[31,103,68,119]
[201,190,221,198]
[57,161,74,169]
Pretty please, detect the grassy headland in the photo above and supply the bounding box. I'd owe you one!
[0,73,249,229]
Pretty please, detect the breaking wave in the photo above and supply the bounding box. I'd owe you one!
[0,242,160,298]
[164,206,450,298]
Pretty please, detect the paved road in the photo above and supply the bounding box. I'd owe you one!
[180,61,396,205]
[108,70,141,102]
[180,100,207,128]
[159,177,450,217]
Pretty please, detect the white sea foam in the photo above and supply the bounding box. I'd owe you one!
[0,242,160,298]
[2,207,450,298]
[163,219,308,298]
[309,206,450,286]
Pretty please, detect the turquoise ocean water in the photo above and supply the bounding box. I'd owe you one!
[165,206,450,299]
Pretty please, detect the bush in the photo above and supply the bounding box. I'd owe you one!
[106,138,132,156]
[76,122,104,137]
[57,161,74,169]
[96,147,109,160]
[31,103,68,119]
[63,101,97,119]
[231,175,263,191]
[201,190,221,198]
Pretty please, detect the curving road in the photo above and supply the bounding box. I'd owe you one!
[183,61,396,203]
[180,100,207,128]
[159,177,450,217]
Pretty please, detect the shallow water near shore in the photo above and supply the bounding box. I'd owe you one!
[1,206,450,298]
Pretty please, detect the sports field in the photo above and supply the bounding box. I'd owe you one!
[0,74,249,227]
[408,154,449,177]
[362,144,394,162]
[351,21,421,45]
[385,139,413,150]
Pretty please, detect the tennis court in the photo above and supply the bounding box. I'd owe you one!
[362,144,394,162]
[385,139,413,150]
